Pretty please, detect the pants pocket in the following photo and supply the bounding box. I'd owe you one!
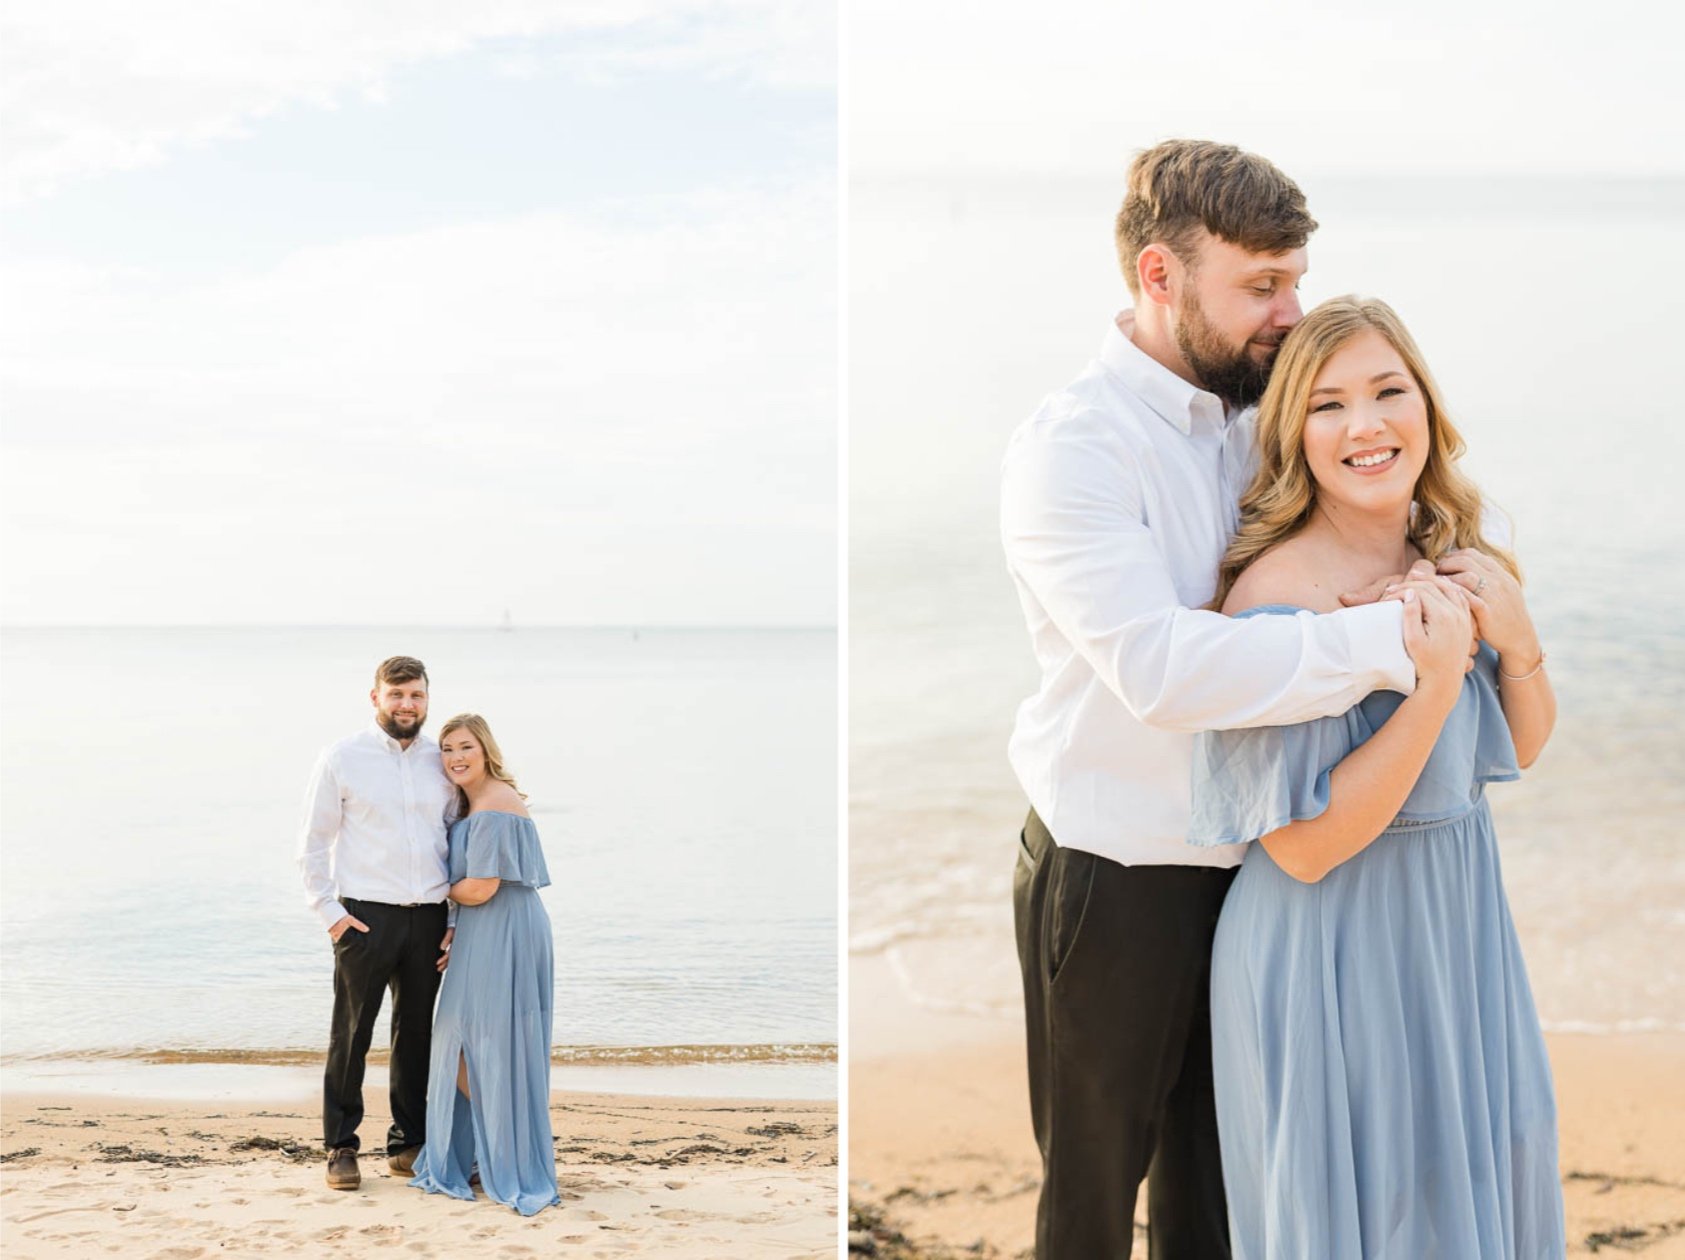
[1018,809,1054,875]
[1017,827,1040,875]
[1045,846,1097,988]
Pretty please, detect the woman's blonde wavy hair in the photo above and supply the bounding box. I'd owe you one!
[1210,295,1518,611]
[438,712,527,818]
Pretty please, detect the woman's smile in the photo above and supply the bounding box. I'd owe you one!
[1341,445,1401,473]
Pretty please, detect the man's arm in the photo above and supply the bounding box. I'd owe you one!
[1001,422,1415,734]
[439,793,458,965]
[297,750,350,932]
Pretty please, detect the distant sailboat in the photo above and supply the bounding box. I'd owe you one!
[499,608,514,633]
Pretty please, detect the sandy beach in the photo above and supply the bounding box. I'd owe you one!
[848,957,1685,1258]
[0,1082,836,1258]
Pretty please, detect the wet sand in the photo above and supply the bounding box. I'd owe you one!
[848,957,1685,1258]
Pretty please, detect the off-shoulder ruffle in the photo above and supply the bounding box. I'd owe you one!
[449,812,551,887]
[1187,605,1520,846]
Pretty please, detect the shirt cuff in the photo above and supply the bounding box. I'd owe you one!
[316,899,349,932]
[446,902,458,928]
[1340,600,1415,696]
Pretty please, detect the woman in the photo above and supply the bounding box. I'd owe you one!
[409,713,561,1215]
[1187,297,1563,1256]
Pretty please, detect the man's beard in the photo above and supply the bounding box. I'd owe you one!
[376,710,425,740]
[1175,292,1279,409]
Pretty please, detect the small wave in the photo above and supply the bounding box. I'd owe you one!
[2,1043,838,1068]
[884,948,1018,1020]
[848,923,932,954]
[552,1043,837,1066]
[1538,1018,1685,1035]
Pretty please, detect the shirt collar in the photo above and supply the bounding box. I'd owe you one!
[1097,310,1228,436]
[366,720,429,754]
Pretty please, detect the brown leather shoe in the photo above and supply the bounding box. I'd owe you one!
[387,1146,421,1175]
[326,1146,360,1190]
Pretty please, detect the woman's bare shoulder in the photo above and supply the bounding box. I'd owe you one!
[1221,539,1334,615]
[479,782,531,818]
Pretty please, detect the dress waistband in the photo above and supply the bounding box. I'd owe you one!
[1383,795,1488,834]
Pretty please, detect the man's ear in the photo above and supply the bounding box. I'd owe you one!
[1136,243,1177,307]
[369,687,379,708]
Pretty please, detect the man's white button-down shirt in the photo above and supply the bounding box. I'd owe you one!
[1001,314,1416,868]
[297,723,456,930]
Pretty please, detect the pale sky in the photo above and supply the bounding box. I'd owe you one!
[0,1,836,627]
[849,0,1685,179]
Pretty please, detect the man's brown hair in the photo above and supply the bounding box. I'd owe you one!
[1115,140,1317,298]
[374,655,428,688]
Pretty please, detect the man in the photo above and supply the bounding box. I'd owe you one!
[298,655,456,1192]
[1000,141,1434,1257]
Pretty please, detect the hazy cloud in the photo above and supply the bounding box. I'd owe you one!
[2,0,834,202]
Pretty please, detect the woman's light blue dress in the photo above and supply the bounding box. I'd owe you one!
[1189,606,1563,1259]
[410,811,560,1215]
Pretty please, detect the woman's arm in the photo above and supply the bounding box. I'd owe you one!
[1495,657,1554,769]
[1260,582,1469,884]
[1435,549,1555,768]
[450,876,501,906]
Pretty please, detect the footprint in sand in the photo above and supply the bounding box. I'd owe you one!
[662,1180,686,1190]
[16,1203,118,1223]
[652,1208,721,1222]
[147,1249,205,1259]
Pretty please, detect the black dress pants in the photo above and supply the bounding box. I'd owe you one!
[323,898,448,1153]
[1014,809,1236,1259]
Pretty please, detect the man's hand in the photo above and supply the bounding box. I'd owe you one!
[1339,558,1438,607]
[436,928,455,974]
[328,914,369,943]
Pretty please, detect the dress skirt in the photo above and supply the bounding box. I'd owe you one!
[1188,607,1564,1258]
[410,811,559,1216]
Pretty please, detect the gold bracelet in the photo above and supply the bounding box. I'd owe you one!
[1498,650,1547,681]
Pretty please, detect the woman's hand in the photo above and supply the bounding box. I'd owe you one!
[1435,549,1541,671]
[1389,577,1475,706]
[436,927,455,974]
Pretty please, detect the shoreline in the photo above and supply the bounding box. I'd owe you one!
[849,957,1685,1258]
[0,1056,837,1104]
[0,1041,839,1067]
[2,1083,837,1257]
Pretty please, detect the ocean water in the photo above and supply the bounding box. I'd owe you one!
[849,173,1685,1037]
[0,626,837,1088]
